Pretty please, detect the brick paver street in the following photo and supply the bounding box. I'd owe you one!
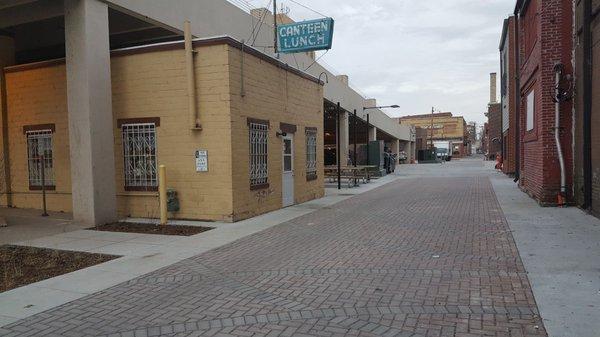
[1,167,546,336]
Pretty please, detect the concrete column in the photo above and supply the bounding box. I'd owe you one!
[0,36,15,206]
[368,126,377,142]
[338,110,349,165]
[391,139,400,165]
[65,0,117,225]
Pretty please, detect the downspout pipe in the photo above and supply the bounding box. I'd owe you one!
[184,21,201,130]
[554,63,567,205]
[582,0,593,210]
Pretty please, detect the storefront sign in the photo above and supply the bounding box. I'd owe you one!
[277,18,334,53]
[195,150,208,172]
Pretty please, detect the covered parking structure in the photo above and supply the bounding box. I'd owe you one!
[0,0,187,225]
[324,98,414,168]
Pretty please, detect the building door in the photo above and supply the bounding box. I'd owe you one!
[282,134,294,207]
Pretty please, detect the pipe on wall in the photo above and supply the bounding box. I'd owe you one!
[185,21,201,130]
[554,64,567,205]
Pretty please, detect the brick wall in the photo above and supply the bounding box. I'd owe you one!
[399,114,466,141]
[228,46,324,221]
[487,103,502,159]
[4,65,73,211]
[518,0,573,205]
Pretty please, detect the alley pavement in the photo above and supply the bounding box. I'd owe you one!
[1,159,547,337]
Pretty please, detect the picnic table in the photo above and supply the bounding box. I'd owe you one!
[324,165,378,187]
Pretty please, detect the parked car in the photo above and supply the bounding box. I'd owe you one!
[398,151,408,163]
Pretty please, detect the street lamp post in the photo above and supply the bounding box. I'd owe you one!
[336,102,341,190]
[353,109,357,167]
[362,105,400,165]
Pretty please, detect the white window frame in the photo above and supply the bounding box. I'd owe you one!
[305,129,317,179]
[26,129,54,189]
[249,121,269,188]
[526,89,535,131]
[121,122,158,190]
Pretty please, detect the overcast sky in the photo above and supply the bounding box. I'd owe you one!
[240,0,515,125]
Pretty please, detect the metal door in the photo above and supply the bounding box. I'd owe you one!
[282,134,294,207]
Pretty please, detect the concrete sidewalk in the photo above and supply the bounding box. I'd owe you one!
[0,171,404,327]
[490,173,600,337]
[0,207,82,245]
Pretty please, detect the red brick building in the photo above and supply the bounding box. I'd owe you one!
[499,17,518,176]
[515,0,573,205]
[482,122,489,156]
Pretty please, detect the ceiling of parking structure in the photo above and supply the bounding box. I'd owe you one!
[376,128,396,143]
[2,5,180,64]
[324,104,370,146]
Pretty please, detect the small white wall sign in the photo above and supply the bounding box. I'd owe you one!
[195,150,208,172]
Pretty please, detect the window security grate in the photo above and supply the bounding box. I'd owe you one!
[122,123,158,189]
[27,130,54,187]
[249,122,268,187]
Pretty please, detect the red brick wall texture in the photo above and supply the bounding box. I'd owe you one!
[518,0,573,205]
[487,103,502,160]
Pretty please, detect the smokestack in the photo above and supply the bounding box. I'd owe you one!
[490,73,497,103]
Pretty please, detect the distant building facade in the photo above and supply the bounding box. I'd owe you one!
[414,127,428,152]
[466,122,477,155]
[482,122,489,156]
[398,112,470,157]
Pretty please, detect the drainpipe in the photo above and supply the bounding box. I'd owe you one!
[554,63,567,205]
[184,21,201,130]
[582,0,592,210]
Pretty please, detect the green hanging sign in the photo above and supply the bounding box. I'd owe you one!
[277,18,334,53]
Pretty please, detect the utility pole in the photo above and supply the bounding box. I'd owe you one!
[273,0,278,55]
[353,109,357,167]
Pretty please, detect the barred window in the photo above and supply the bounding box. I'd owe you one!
[122,123,158,190]
[249,122,268,188]
[306,129,317,179]
[26,130,54,189]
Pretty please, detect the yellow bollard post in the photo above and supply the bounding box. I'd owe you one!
[159,165,167,225]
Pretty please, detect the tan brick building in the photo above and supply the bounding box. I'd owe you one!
[1,37,324,222]
[398,113,469,157]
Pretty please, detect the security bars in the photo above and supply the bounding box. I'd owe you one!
[249,122,268,187]
[26,130,54,188]
[306,129,317,179]
[122,123,158,190]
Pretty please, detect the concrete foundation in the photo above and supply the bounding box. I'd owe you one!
[64,0,117,225]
